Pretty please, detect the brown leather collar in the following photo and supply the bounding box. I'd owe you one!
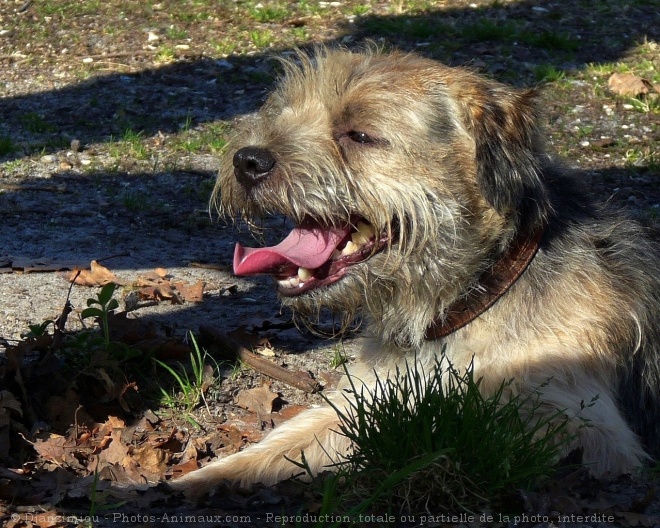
[425,226,545,340]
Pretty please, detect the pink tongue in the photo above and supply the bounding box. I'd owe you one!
[233,224,351,276]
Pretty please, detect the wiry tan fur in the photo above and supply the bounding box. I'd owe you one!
[171,47,660,499]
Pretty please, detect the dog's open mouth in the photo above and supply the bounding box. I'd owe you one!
[233,218,388,296]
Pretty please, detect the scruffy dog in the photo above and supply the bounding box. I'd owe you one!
[172,47,660,497]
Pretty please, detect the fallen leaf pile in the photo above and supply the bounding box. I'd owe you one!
[63,261,206,304]
[135,268,205,304]
[0,259,323,524]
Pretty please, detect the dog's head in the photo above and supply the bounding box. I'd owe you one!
[215,47,550,345]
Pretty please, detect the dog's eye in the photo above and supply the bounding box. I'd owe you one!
[346,131,375,144]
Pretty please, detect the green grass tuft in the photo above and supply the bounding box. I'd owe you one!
[319,355,579,517]
[533,64,566,83]
[249,4,289,23]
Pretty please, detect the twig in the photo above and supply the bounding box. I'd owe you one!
[17,0,33,13]
[199,325,322,394]
[95,251,130,264]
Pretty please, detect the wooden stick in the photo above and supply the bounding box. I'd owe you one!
[199,325,322,394]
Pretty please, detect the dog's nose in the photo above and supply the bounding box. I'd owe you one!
[233,146,276,191]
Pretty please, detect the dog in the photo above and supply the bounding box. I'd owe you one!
[171,47,660,498]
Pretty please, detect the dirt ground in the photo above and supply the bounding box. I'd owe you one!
[0,0,659,526]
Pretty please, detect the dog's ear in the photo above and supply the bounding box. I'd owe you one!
[452,78,550,227]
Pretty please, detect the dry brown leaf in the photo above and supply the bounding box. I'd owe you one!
[272,404,310,428]
[10,257,83,273]
[131,443,168,474]
[171,458,200,479]
[216,419,266,449]
[65,260,124,286]
[99,428,130,467]
[137,280,182,303]
[608,73,652,97]
[97,415,125,436]
[137,271,165,283]
[134,275,204,304]
[97,461,146,486]
[277,404,309,421]
[234,384,279,415]
[172,279,205,302]
[32,434,70,462]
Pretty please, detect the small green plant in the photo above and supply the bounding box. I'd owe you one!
[351,4,370,16]
[180,135,205,153]
[155,45,176,63]
[329,345,348,369]
[81,283,119,349]
[586,61,631,77]
[249,29,273,49]
[120,190,148,211]
[22,319,55,339]
[625,95,660,114]
[0,135,15,156]
[166,25,189,40]
[290,27,308,40]
[122,128,149,159]
[574,124,594,139]
[533,64,565,83]
[154,333,215,417]
[57,282,143,368]
[249,4,288,23]
[297,0,327,16]
[173,120,229,154]
[20,112,56,134]
[316,356,579,517]
[212,37,237,56]
[623,147,659,169]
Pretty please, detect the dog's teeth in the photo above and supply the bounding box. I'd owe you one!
[332,249,341,259]
[278,277,301,288]
[351,232,369,246]
[342,241,359,255]
[351,221,375,246]
[298,267,313,281]
[356,221,375,238]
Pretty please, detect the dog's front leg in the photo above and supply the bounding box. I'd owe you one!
[169,405,349,499]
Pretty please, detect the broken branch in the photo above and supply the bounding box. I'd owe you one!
[199,325,322,394]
